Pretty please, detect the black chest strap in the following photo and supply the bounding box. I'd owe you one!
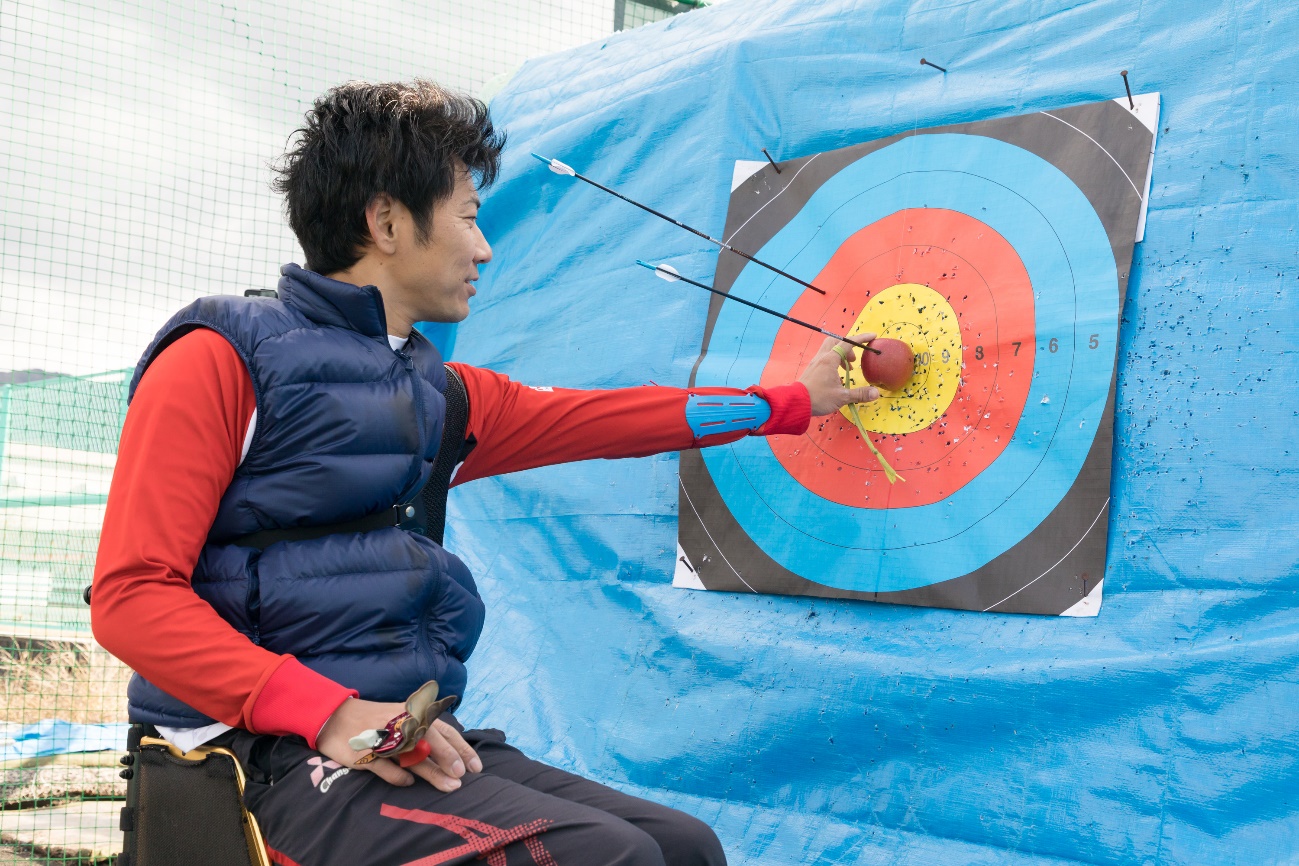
[228,364,471,550]
[419,364,470,546]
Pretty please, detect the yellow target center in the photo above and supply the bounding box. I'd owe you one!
[839,283,963,435]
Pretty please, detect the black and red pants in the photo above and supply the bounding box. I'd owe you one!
[219,723,726,866]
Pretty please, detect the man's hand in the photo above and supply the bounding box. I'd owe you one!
[799,334,882,416]
[316,698,482,791]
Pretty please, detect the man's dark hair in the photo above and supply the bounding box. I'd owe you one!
[273,80,505,275]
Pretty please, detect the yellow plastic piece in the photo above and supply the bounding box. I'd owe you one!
[832,344,902,484]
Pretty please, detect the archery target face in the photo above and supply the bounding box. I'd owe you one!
[679,98,1158,614]
[762,208,1036,509]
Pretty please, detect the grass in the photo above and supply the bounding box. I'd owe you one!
[0,842,114,866]
[0,646,130,726]
[0,647,129,865]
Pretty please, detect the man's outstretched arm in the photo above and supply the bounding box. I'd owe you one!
[449,335,879,486]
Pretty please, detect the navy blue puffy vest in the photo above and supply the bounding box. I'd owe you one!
[124,264,486,728]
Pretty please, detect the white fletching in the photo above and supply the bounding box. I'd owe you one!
[349,730,384,751]
[653,263,682,282]
[548,158,576,176]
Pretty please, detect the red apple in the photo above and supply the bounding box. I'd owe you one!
[858,338,914,391]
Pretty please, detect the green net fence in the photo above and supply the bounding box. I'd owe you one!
[0,1,709,861]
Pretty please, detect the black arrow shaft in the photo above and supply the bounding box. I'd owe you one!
[570,169,827,296]
[661,268,879,353]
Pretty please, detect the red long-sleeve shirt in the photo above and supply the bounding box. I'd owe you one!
[92,328,810,745]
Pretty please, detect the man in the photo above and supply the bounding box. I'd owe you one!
[92,80,880,866]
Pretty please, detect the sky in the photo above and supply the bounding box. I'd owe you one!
[0,0,622,376]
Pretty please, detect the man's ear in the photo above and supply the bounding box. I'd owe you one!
[365,193,399,255]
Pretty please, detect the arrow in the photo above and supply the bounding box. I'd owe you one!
[636,261,880,354]
[533,152,827,295]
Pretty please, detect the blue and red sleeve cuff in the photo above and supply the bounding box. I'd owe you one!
[684,382,811,439]
[752,382,812,436]
[248,656,358,748]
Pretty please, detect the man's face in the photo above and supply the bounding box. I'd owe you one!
[392,167,492,324]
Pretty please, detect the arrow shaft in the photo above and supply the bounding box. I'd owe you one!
[564,165,828,296]
[662,268,878,353]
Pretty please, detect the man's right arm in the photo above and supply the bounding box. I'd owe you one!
[93,329,477,790]
[91,328,353,742]
[443,336,878,484]
[445,364,814,486]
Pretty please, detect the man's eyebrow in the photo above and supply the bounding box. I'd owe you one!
[466,194,481,208]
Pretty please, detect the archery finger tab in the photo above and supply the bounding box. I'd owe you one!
[348,729,384,752]
[397,740,432,768]
[404,680,443,720]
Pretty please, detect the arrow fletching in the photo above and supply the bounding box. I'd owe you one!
[636,260,682,282]
[531,152,575,176]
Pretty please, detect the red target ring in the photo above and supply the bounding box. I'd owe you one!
[760,209,1036,508]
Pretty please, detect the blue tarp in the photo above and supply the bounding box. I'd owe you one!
[448,1,1299,862]
[0,720,130,766]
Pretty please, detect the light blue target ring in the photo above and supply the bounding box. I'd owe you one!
[696,134,1117,592]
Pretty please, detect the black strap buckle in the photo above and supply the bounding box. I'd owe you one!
[221,362,470,552]
[229,502,418,551]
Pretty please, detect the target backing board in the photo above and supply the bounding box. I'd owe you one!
[676,95,1159,616]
